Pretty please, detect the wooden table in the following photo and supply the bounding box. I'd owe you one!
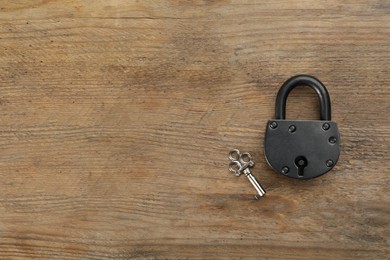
[0,1,389,259]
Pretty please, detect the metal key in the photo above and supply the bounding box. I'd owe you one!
[228,149,266,199]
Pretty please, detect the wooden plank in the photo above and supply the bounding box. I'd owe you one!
[0,0,389,258]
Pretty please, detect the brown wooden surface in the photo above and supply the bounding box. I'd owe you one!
[0,1,389,259]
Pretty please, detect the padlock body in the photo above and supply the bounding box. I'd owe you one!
[264,120,340,179]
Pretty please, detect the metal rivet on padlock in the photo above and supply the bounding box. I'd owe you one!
[264,75,340,179]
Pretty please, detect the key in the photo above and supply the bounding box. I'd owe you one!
[228,149,266,199]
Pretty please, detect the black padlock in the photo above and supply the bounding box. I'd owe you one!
[264,75,340,179]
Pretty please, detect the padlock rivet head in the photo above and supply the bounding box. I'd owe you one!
[270,121,278,129]
[329,136,337,144]
[288,125,296,133]
[326,159,334,167]
[281,166,289,174]
[322,123,330,131]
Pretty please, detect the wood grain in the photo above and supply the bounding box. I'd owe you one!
[0,0,389,259]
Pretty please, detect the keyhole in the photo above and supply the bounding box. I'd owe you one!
[295,156,308,177]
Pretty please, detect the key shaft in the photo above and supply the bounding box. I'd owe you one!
[243,168,266,199]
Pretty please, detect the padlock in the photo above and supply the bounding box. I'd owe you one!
[264,75,340,179]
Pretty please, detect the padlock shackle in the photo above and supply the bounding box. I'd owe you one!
[275,75,332,121]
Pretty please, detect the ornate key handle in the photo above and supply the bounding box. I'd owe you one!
[228,149,254,176]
